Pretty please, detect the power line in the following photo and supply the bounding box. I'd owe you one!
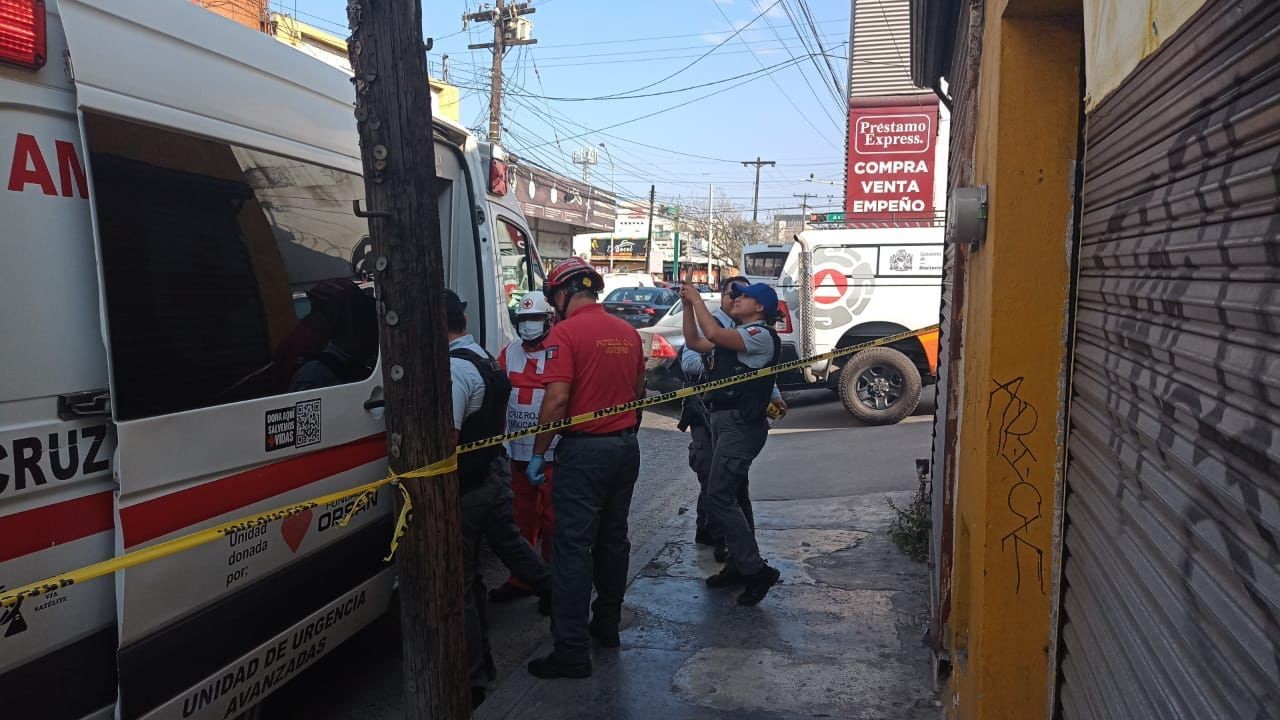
[711,0,840,150]
[489,69,845,170]
[503,91,673,180]
[479,71,845,203]
[514,53,832,150]
[796,0,847,102]
[453,53,823,102]
[581,0,786,101]
[753,0,844,127]
[523,16,850,49]
[513,31,848,62]
[503,94,672,192]
[779,0,843,107]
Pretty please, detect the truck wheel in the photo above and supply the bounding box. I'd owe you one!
[838,347,922,425]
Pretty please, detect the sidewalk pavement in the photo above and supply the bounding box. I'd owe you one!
[476,483,940,720]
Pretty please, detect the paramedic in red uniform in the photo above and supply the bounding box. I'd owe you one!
[525,258,645,680]
[488,290,559,603]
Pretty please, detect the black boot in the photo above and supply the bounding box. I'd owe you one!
[705,565,745,588]
[471,687,486,708]
[488,582,534,603]
[528,654,593,679]
[588,619,621,648]
[736,564,781,606]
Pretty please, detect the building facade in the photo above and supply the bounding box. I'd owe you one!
[772,214,805,243]
[576,199,725,283]
[911,0,1279,717]
[514,164,615,268]
[845,0,949,228]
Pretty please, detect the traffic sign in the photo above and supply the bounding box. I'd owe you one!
[808,211,845,224]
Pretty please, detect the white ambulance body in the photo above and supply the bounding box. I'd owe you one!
[741,228,943,425]
[0,1,538,718]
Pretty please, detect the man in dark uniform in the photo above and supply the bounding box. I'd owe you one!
[524,258,645,679]
[680,281,783,605]
[445,289,551,707]
[678,277,786,560]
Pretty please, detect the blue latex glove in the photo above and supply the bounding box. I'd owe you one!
[527,455,547,487]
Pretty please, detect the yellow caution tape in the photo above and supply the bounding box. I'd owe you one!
[0,324,937,608]
[385,482,414,562]
[457,323,941,453]
[0,456,457,609]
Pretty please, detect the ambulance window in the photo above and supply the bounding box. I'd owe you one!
[497,218,534,308]
[84,116,377,419]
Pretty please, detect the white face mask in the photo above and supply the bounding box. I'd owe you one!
[518,319,549,342]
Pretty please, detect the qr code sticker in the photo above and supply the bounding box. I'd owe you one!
[294,399,322,448]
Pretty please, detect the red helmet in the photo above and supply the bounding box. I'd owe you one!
[544,257,604,297]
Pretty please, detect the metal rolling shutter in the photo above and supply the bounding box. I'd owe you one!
[1058,0,1280,717]
[850,0,917,98]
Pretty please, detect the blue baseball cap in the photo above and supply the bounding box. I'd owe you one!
[737,283,778,318]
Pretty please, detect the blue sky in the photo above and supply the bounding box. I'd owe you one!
[282,0,852,219]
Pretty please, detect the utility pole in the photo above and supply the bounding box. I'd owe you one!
[672,203,681,283]
[465,0,537,144]
[348,2,468,718]
[571,146,597,184]
[706,183,715,284]
[741,157,775,242]
[794,193,812,232]
[598,143,616,271]
[645,185,655,277]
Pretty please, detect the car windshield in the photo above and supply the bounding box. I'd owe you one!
[606,288,665,303]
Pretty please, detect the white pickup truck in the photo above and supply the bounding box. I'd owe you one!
[741,228,942,425]
[0,1,540,718]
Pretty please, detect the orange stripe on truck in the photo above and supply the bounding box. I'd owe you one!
[920,328,940,376]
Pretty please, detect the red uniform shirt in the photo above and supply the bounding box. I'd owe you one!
[541,303,644,435]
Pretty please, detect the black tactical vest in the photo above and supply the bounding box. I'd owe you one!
[678,314,728,430]
[701,322,781,422]
[450,347,512,489]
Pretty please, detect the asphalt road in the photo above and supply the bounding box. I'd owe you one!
[260,388,934,718]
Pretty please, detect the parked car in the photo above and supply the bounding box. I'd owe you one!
[601,271,657,292]
[603,286,679,328]
[637,299,720,392]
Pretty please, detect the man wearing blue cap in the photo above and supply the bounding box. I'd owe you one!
[678,281,783,605]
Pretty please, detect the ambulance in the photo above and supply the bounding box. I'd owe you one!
[741,228,943,425]
[0,1,540,718]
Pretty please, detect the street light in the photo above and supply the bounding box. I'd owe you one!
[598,143,617,272]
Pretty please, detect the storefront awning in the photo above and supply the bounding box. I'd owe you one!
[513,164,616,234]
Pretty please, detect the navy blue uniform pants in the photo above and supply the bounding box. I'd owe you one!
[550,432,641,663]
[707,409,769,575]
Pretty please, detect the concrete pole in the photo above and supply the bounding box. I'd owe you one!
[706,183,714,284]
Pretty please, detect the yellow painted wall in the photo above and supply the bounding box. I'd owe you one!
[432,82,461,126]
[1082,0,1207,110]
[945,0,1082,717]
[270,13,461,123]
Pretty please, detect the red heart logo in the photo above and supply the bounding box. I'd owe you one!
[280,509,312,553]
